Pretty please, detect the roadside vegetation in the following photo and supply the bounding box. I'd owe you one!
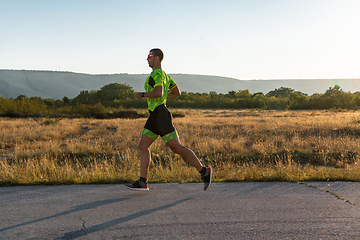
[1,83,360,118]
[1,109,360,186]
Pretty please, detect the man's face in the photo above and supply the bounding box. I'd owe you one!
[147,51,156,67]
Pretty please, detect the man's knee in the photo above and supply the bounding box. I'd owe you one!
[138,140,152,153]
[138,142,148,151]
[167,142,185,155]
[138,134,155,151]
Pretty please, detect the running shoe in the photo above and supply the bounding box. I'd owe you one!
[125,179,149,191]
[201,166,213,190]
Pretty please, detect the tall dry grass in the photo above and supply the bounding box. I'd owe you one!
[1,109,360,185]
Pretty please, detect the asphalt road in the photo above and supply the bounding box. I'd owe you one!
[0,182,359,239]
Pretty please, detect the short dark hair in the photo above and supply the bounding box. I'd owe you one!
[150,48,164,62]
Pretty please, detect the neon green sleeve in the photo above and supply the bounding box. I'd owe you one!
[152,71,163,87]
[169,77,177,90]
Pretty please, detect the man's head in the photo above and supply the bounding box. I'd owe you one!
[148,48,163,62]
[147,48,163,69]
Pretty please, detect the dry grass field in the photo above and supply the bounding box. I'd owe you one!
[1,109,360,186]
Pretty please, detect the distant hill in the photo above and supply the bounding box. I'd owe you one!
[0,70,359,99]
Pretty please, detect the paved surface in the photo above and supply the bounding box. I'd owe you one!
[0,182,359,239]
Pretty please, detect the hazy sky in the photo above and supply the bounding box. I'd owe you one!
[1,0,359,80]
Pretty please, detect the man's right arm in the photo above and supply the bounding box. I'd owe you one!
[135,85,163,99]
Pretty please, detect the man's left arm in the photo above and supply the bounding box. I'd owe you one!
[167,85,181,100]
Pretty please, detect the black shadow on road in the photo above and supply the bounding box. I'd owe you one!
[0,197,130,233]
[57,197,194,239]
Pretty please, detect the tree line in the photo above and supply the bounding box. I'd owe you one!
[1,83,360,117]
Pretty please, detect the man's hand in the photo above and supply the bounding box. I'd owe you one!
[135,92,143,99]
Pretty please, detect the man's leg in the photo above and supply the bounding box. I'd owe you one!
[139,134,155,179]
[166,136,213,190]
[125,133,155,191]
[166,137,203,171]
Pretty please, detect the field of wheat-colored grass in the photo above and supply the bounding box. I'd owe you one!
[1,109,360,186]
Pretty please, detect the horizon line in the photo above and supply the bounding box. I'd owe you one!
[0,69,359,81]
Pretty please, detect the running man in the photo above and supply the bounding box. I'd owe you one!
[125,48,212,191]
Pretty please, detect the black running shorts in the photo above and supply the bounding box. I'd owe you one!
[141,104,178,143]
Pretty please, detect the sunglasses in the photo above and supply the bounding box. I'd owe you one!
[147,54,155,59]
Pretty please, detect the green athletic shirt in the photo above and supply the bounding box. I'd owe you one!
[144,69,177,111]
